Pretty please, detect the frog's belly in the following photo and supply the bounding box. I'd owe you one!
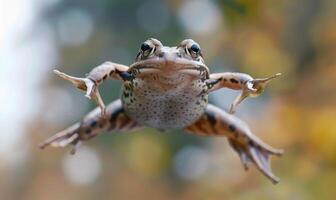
[121,86,208,129]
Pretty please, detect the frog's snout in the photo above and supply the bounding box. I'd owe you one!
[161,51,179,67]
[161,51,176,60]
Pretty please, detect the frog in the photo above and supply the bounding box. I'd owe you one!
[40,38,283,184]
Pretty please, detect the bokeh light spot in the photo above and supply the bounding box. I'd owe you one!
[62,146,102,185]
[178,0,222,35]
[57,9,93,46]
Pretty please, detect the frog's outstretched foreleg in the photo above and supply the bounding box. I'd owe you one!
[54,62,131,116]
[184,104,283,184]
[40,100,140,154]
[207,72,281,114]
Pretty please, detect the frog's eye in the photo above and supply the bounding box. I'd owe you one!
[141,43,151,51]
[140,42,155,57]
[190,44,200,53]
[186,43,201,59]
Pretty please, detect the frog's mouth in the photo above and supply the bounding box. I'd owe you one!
[129,57,210,79]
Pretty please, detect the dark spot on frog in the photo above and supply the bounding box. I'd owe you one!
[230,78,239,84]
[85,129,91,134]
[248,140,255,146]
[110,107,124,122]
[123,92,130,98]
[90,121,97,127]
[228,124,236,132]
[206,111,216,126]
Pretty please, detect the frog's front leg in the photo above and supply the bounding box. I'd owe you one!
[184,104,283,184]
[40,99,141,154]
[207,72,281,113]
[54,62,132,115]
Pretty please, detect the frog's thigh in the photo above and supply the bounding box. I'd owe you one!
[184,104,283,184]
[83,99,141,136]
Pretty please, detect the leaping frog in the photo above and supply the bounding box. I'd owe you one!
[40,38,283,184]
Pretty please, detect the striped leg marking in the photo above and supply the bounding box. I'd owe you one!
[40,99,140,154]
[184,104,283,184]
[208,72,281,114]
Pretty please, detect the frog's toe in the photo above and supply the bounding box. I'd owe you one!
[54,69,88,91]
[39,123,81,154]
[229,138,283,184]
[54,69,106,116]
[185,104,283,184]
[229,73,282,114]
[229,91,249,114]
[250,73,282,96]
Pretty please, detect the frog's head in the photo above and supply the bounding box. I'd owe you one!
[131,38,209,78]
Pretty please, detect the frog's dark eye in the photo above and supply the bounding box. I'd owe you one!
[187,43,201,59]
[190,44,200,53]
[140,42,155,57]
[141,43,151,52]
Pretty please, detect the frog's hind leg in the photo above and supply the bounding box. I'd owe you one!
[184,104,283,184]
[40,99,140,154]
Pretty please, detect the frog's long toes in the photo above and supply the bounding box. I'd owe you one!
[229,91,249,114]
[90,88,106,116]
[40,123,80,150]
[84,78,95,99]
[229,138,283,184]
[253,73,282,89]
[249,145,281,184]
[70,141,82,155]
[53,69,87,91]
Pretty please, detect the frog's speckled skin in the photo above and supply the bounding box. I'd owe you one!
[122,76,208,129]
[40,38,283,184]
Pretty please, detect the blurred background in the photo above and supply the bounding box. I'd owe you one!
[1,0,336,199]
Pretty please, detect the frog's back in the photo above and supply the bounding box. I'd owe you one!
[121,74,208,129]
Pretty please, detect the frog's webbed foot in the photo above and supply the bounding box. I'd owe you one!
[228,136,283,183]
[39,122,82,155]
[54,70,106,116]
[184,104,283,184]
[229,73,281,114]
